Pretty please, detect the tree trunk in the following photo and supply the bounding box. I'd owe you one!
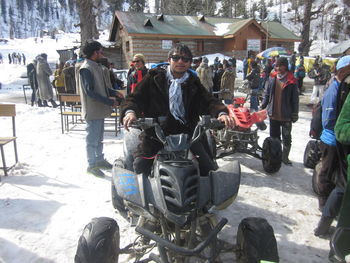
[76,0,99,45]
[298,0,313,55]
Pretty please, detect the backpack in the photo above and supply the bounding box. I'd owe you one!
[309,101,322,140]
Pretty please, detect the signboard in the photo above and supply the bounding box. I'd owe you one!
[162,40,172,50]
[247,39,261,51]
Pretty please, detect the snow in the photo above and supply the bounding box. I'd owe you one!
[214,23,232,36]
[0,32,333,262]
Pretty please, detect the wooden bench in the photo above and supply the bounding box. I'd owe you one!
[0,104,18,179]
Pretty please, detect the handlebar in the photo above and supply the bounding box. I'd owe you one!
[131,115,225,146]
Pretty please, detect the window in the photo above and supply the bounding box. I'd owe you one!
[126,41,130,52]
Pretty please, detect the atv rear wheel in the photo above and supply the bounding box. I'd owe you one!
[262,137,282,173]
[75,217,120,263]
[236,217,279,263]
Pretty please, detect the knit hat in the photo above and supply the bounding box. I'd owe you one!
[276,57,289,68]
[133,53,145,63]
[336,55,350,71]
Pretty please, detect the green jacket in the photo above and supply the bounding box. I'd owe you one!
[334,93,350,228]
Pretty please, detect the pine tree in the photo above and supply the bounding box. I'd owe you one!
[220,0,233,17]
[68,0,75,15]
[8,5,14,39]
[25,0,34,11]
[58,0,67,9]
[16,0,25,21]
[250,2,258,18]
[44,0,50,22]
[38,0,44,18]
[235,0,247,18]
[105,0,124,11]
[128,0,146,12]
[1,0,7,24]
[201,0,216,16]
[259,0,267,19]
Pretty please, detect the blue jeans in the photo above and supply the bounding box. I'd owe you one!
[323,186,344,219]
[250,89,259,111]
[86,119,105,168]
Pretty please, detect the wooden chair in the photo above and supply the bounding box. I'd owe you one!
[0,104,18,179]
[58,93,83,134]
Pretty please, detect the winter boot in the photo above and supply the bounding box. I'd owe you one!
[314,216,333,237]
[37,99,43,107]
[282,145,292,165]
[42,100,49,107]
[49,99,58,108]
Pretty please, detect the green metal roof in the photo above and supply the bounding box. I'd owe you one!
[114,11,299,40]
[260,21,300,41]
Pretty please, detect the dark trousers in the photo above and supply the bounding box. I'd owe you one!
[269,119,292,148]
[298,78,304,93]
[31,88,36,103]
[134,135,217,176]
[323,186,344,219]
[318,141,337,198]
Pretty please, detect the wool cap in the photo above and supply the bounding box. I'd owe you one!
[336,55,350,71]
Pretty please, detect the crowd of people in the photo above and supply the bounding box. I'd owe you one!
[19,40,350,260]
[0,52,26,65]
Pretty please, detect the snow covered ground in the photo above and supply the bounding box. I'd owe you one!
[0,33,332,262]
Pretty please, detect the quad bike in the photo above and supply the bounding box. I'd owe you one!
[213,95,282,174]
[75,116,279,263]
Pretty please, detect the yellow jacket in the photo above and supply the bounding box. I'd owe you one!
[54,69,65,87]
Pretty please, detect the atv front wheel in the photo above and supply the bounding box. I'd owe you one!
[75,217,120,263]
[236,217,279,263]
[262,137,282,173]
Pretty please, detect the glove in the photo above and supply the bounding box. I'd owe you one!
[291,113,298,123]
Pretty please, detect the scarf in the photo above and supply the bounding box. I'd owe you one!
[167,67,189,124]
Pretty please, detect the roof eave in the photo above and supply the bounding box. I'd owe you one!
[128,33,222,39]
[269,37,301,42]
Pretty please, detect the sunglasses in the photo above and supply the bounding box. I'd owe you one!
[170,55,192,63]
[132,60,142,63]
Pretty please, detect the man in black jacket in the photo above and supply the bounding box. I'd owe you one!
[121,43,234,175]
[261,57,299,165]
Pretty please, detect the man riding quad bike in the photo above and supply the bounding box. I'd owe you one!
[75,44,279,263]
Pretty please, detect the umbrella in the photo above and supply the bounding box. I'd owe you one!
[257,47,288,58]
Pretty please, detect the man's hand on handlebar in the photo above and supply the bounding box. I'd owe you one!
[123,112,137,131]
[217,114,235,129]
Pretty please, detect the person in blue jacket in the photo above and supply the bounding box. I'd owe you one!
[314,55,350,237]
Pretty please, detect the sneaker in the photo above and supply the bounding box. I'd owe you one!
[87,167,105,177]
[95,159,113,170]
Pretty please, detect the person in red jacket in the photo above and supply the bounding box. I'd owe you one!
[126,54,148,94]
[261,57,299,165]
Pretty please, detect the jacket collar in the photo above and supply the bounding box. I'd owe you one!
[271,71,297,86]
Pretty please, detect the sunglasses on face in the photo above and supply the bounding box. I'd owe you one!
[170,55,192,63]
[132,60,142,63]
